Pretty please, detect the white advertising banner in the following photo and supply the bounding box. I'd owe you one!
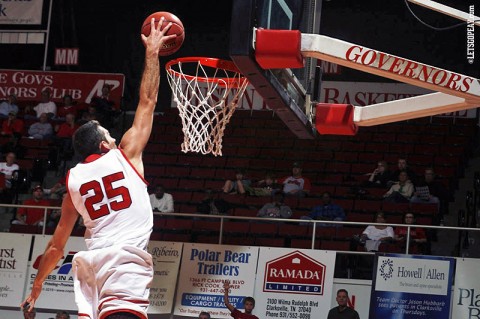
[0,233,31,307]
[147,241,183,314]
[332,279,371,319]
[452,258,480,319]
[27,236,87,310]
[0,0,44,25]
[254,248,336,319]
[174,243,259,318]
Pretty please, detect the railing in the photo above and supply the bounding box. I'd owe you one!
[4,203,479,257]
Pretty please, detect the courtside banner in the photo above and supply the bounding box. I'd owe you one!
[27,236,87,310]
[173,243,259,318]
[0,69,125,106]
[332,279,371,319]
[147,241,183,314]
[254,248,336,319]
[452,258,480,318]
[0,233,31,307]
[370,254,454,319]
[0,0,44,25]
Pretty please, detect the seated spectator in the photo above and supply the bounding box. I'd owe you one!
[411,168,448,213]
[364,160,392,188]
[222,168,251,195]
[149,184,174,214]
[1,111,24,137]
[0,94,19,118]
[43,176,66,199]
[278,162,311,197]
[79,105,99,124]
[356,212,394,252]
[197,189,233,215]
[54,311,71,319]
[391,157,417,184]
[55,114,79,138]
[248,173,280,196]
[0,151,19,189]
[11,185,51,227]
[90,84,121,129]
[301,192,345,225]
[395,212,428,254]
[47,192,67,228]
[257,192,292,219]
[28,112,54,139]
[383,171,414,203]
[57,94,82,119]
[25,89,57,119]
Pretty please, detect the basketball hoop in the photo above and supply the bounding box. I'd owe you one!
[166,57,249,156]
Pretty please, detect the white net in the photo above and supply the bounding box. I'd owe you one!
[166,58,248,156]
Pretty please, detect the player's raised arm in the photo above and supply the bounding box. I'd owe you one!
[120,17,176,169]
[20,194,79,312]
[223,280,235,312]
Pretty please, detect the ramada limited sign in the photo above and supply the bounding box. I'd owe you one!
[263,251,326,295]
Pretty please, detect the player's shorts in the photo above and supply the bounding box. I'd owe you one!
[73,245,153,319]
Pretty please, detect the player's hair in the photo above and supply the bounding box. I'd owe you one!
[199,311,211,319]
[73,120,106,161]
[337,289,349,296]
[244,296,255,306]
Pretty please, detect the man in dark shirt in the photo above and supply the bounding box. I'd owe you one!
[327,289,360,319]
[223,280,259,319]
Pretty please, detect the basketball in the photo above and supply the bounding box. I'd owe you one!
[141,11,185,56]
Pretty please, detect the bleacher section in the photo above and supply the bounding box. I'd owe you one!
[137,108,478,251]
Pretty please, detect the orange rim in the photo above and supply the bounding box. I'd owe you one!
[165,57,247,87]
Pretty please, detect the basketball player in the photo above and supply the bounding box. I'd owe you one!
[20,17,176,319]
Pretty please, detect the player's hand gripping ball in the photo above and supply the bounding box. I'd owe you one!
[141,11,185,56]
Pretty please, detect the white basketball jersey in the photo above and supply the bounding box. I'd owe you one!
[67,149,153,250]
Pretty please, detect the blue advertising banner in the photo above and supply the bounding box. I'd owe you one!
[370,254,454,319]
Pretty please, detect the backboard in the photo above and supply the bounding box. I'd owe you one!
[229,0,322,139]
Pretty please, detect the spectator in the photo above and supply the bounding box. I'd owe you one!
[198,312,210,319]
[91,84,119,129]
[257,192,292,219]
[43,176,66,199]
[79,105,99,124]
[248,173,280,196]
[11,185,51,227]
[395,212,428,254]
[278,162,311,197]
[411,168,448,212]
[149,184,174,214]
[223,280,259,319]
[327,289,360,319]
[27,89,57,119]
[28,113,54,139]
[57,94,81,119]
[0,94,19,118]
[301,192,345,224]
[0,151,19,189]
[222,168,251,195]
[364,160,392,188]
[1,111,24,137]
[356,212,394,252]
[391,157,417,184]
[197,189,233,215]
[383,171,414,203]
[47,192,67,228]
[55,113,79,139]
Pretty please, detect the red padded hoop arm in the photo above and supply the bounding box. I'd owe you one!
[255,29,304,69]
[315,103,358,135]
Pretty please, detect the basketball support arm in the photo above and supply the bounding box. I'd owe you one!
[254,29,480,135]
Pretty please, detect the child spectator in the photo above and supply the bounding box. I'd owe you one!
[248,173,280,196]
[223,168,251,195]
